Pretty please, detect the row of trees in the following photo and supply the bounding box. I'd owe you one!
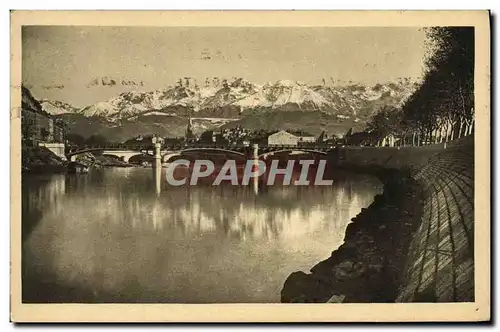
[367,27,474,147]
[66,133,109,147]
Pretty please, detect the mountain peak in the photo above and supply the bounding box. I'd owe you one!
[274,79,304,87]
[40,99,80,115]
[42,77,418,121]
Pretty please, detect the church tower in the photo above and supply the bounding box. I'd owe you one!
[185,117,194,141]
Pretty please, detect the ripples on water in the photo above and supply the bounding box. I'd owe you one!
[22,167,382,303]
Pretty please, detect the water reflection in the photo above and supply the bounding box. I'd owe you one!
[22,167,382,303]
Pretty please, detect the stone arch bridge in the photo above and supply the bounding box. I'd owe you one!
[66,143,333,163]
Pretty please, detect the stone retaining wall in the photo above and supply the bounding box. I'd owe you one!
[338,136,474,302]
[281,136,474,303]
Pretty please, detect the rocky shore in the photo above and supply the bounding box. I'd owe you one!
[22,146,68,174]
[281,166,424,303]
[22,146,134,174]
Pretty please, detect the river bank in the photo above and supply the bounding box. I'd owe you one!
[281,136,474,303]
[281,166,423,303]
[22,146,68,174]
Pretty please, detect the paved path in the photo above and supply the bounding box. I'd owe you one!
[396,138,474,302]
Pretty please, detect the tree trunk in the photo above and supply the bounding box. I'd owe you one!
[447,121,453,142]
[412,132,416,146]
[440,124,446,143]
[458,81,469,124]
[457,119,464,139]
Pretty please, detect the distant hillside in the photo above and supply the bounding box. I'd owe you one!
[222,110,364,137]
[54,113,188,142]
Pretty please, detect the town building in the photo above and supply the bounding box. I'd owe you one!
[297,134,316,143]
[22,86,66,159]
[267,130,299,146]
[185,117,195,142]
[285,130,316,144]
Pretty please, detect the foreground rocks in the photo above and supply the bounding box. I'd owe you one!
[22,146,68,174]
[22,147,134,174]
[281,169,423,303]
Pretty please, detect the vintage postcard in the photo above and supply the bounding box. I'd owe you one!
[10,10,490,322]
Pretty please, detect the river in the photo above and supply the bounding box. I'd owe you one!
[21,166,382,303]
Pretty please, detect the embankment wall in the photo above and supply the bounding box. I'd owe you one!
[281,136,474,302]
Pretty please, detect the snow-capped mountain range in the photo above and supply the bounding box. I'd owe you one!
[40,77,419,122]
[39,99,80,115]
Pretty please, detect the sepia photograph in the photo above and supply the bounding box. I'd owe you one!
[10,10,490,322]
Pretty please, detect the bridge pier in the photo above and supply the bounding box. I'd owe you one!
[252,144,259,195]
[153,162,162,195]
[252,144,258,160]
[153,142,162,170]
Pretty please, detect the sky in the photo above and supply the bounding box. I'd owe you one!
[22,26,428,106]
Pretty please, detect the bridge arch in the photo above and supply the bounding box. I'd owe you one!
[102,151,144,163]
[128,153,153,164]
[162,148,246,163]
[259,149,327,159]
[162,152,182,163]
[68,148,147,163]
[67,148,106,162]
